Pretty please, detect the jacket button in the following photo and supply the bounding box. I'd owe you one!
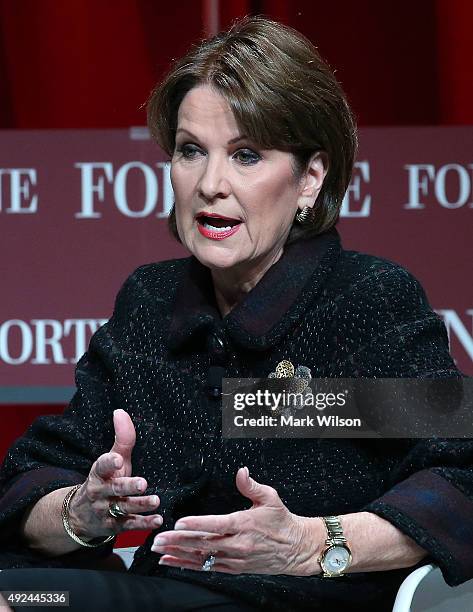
[180,452,204,483]
[206,365,225,399]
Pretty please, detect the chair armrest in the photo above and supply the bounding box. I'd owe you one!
[392,564,437,612]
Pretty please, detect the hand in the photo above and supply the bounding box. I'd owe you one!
[151,467,322,575]
[68,409,162,539]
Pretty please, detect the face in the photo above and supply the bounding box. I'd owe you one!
[171,85,324,278]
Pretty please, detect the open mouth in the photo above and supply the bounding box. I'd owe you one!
[195,213,242,232]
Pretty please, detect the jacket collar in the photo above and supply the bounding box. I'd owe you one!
[167,227,342,352]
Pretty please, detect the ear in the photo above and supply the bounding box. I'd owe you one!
[297,151,329,211]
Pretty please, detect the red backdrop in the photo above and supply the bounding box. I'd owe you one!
[1,0,473,129]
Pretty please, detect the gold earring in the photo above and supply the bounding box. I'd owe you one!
[295,206,313,225]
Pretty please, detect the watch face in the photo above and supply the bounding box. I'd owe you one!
[322,545,351,574]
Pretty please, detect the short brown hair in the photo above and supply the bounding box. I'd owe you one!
[147,15,357,244]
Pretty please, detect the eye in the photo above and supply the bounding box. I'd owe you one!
[233,149,261,165]
[176,143,202,159]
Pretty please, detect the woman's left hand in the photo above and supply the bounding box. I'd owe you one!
[151,467,323,575]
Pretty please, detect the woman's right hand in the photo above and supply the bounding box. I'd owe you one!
[67,408,162,540]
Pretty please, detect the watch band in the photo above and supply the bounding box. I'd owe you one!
[322,515,347,545]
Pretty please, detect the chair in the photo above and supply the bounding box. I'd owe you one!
[393,563,473,612]
[113,550,473,612]
[114,546,137,570]
[393,564,437,611]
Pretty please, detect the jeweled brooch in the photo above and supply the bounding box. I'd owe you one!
[268,359,312,398]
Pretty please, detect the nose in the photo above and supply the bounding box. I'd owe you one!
[198,154,231,201]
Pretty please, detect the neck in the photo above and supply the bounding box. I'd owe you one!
[211,247,284,317]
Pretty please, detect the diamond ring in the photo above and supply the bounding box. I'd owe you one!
[202,554,216,571]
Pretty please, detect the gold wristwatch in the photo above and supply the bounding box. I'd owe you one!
[318,516,352,577]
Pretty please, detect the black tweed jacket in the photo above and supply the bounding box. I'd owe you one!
[0,228,472,611]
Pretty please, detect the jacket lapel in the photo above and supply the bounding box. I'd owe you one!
[167,228,342,352]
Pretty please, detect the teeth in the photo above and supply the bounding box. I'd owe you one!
[203,223,234,232]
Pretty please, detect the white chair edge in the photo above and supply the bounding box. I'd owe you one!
[392,563,437,612]
[114,546,139,570]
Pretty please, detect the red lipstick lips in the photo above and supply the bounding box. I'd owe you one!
[195,211,242,241]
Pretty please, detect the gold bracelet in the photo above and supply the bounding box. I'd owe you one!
[61,484,115,548]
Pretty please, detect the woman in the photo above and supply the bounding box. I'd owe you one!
[0,15,472,612]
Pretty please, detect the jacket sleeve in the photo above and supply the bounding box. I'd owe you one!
[346,263,473,586]
[0,267,143,569]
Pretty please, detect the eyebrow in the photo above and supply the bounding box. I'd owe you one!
[175,128,247,145]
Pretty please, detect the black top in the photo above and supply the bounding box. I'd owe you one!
[1,228,472,611]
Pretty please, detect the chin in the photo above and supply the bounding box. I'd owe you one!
[198,254,240,271]
[193,244,242,271]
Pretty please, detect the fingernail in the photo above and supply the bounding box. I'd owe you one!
[136,481,144,492]
[150,495,159,505]
[154,537,166,546]
[113,457,121,468]
[174,521,187,530]
[243,466,249,479]
[153,516,162,526]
